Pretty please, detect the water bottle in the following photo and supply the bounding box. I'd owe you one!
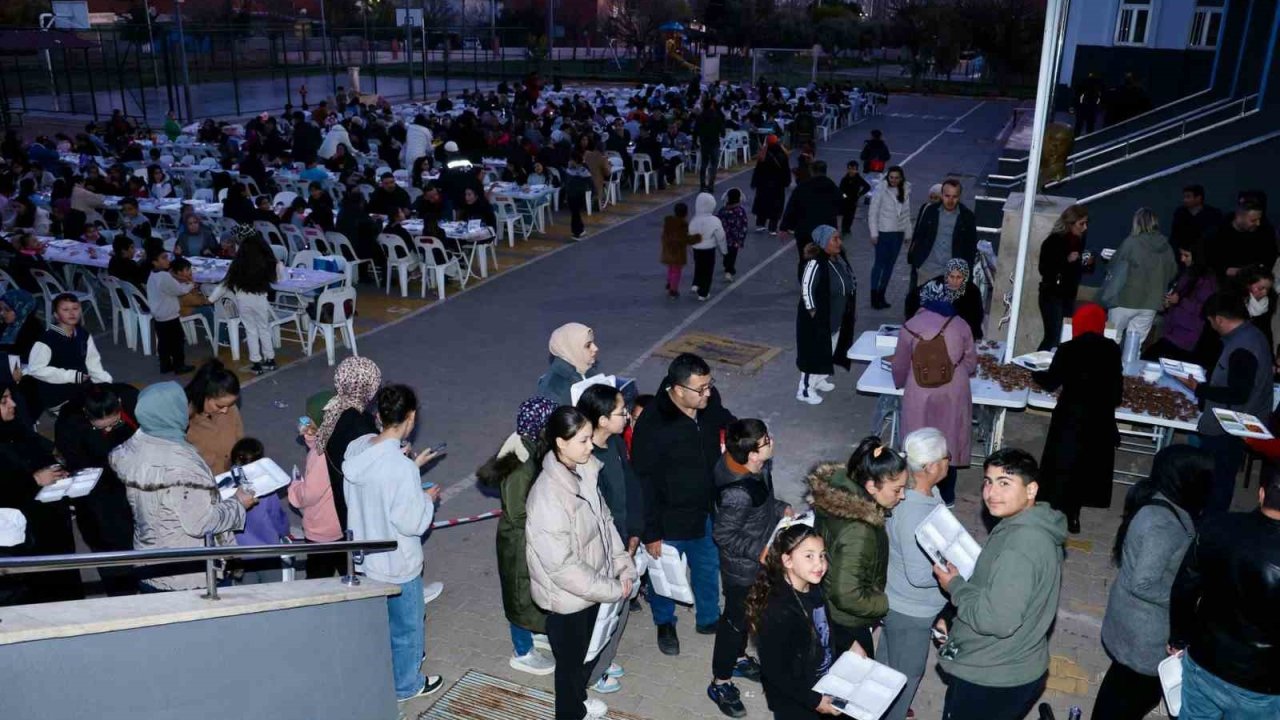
[1122,328,1142,366]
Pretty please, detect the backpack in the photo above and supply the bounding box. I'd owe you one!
[904,316,955,388]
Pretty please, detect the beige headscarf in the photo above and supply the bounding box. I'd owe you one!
[548,322,596,374]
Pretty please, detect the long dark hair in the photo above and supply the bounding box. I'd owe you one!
[1111,445,1213,566]
[1177,236,1210,283]
[886,165,906,204]
[223,236,277,294]
[185,360,241,411]
[745,523,824,638]
[847,435,907,490]
[537,406,591,461]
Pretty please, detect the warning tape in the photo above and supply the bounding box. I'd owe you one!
[430,509,503,530]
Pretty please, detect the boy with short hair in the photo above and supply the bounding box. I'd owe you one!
[707,418,792,718]
[839,160,872,234]
[933,448,1067,720]
[146,251,195,375]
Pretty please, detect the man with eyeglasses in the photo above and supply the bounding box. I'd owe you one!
[631,353,736,657]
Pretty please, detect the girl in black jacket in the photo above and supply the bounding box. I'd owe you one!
[747,523,841,719]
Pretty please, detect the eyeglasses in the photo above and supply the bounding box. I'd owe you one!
[756,436,773,451]
[676,378,716,396]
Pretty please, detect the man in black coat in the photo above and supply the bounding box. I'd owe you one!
[780,160,840,277]
[631,353,736,656]
[291,112,322,165]
[366,172,411,217]
[1170,184,1222,257]
[905,178,978,316]
[695,100,726,193]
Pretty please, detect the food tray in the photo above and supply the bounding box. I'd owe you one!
[812,651,908,720]
[914,504,981,579]
[1158,653,1182,717]
[35,468,102,503]
[216,458,292,499]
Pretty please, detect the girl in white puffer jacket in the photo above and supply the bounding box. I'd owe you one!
[867,167,913,309]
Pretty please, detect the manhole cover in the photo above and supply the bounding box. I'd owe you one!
[652,332,782,373]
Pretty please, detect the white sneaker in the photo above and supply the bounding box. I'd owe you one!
[584,698,608,718]
[591,675,622,693]
[815,378,836,392]
[422,581,444,604]
[509,648,556,675]
[532,633,551,651]
[796,391,823,405]
[723,272,734,282]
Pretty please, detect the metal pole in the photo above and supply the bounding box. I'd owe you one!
[341,530,362,586]
[282,33,292,103]
[201,533,219,600]
[175,0,194,122]
[404,0,413,100]
[230,36,241,116]
[142,0,161,89]
[1003,0,1068,362]
[319,0,336,96]
[546,0,554,66]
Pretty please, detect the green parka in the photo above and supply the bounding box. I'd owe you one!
[478,432,546,633]
[808,462,890,631]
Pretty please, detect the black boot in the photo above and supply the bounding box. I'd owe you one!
[871,290,889,310]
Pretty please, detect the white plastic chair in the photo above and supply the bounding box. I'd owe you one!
[414,237,461,301]
[31,269,104,331]
[605,168,623,207]
[376,234,416,297]
[119,281,155,355]
[212,296,243,362]
[326,231,379,286]
[271,191,298,210]
[99,276,138,349]
[304,286,358,366]
[302,226,327,254]
[632,154,658,194]
[492,199,528,247]
[180,311,215,354]
[278,223,308,259]
[255,221,290,258]
[193,188,215,203]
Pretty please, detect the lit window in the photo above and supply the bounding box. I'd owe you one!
[1115,1,1153,46]
[1188,7,1223,49]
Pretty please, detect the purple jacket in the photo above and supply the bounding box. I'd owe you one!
[235,492,290,546]
[1163,272,1217,351]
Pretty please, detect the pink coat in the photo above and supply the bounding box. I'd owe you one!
[287,435,343,543]
[891,309,978,465]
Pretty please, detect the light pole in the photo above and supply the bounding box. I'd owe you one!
[319,0,335,95]
[141,0,161,90]
[545,0,553,64]
[174,0,193,121]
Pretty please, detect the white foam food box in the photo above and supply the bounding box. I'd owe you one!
[216,458,292,500]
[875,324,900,350]
[1159,358,1206,382]
[812,651,908,720]
[1011,350,1055,372]
[1158,653,1182,717]
[1212,408,1274,440]
[36,468,103,503]
[635,543,694,604]
[585,599,626,663]
[914,504,982,580]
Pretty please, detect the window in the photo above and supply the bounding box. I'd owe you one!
[1188,7,1224,49]
[1115,1,1153,46]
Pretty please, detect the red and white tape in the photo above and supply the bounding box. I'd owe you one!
[430,509,503,530]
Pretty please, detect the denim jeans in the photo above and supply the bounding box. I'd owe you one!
[388,575,426,699]
[870,231,905,295]
[1181,652,1280,719]
[648,517,721,627]
[510,622,534,656]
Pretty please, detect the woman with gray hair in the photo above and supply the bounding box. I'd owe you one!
[880,427,953,720]
[1098,207,1176,347]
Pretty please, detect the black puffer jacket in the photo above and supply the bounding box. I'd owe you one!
[1170,509,1280,694]
[757,582,831,720]
[632,384,735,542]
[712,456,789,587]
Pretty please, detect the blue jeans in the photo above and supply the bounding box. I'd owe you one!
[871,231,905,295]
[1181,653,1280,719]
[510,622,534,656]
[388,575,426,699]
[648,517,721,627]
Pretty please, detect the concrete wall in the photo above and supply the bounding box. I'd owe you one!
[990,193,1078,356]
[0,597,398,720]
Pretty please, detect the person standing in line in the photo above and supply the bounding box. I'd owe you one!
[881,428,953,720]
[317,356,382,535]
[288,398,344,580]
[718,188,749,282]
[696,99,726,193]
[809,436,908,657]
[1173,292,1273,514]
[1037,204,1092,350]
[1031,303,1123,534]
[688,192,727,302]
[860,129,890,174]
[796,226,856,405]
[1168,471,1280,718]
[867,166,912,310]
[631,353,735,656]
[706,418,791,718]
[184,360,244,478]
[342,384,445,704]
[907,179,977,319]
[781,160,841,279]
[933,449,1066,720]
[1098,207,1176,346]
[526,407,637,720]
[838,160,871,235]
[209,225,282,375]
[536,322,600,406]
[1091,445,1212,720]
[563,152,594,241]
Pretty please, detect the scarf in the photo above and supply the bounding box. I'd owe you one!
[548,322,595,375]
[811,225,839,253]
[1072,302,1107,338]
[516,395,559,443]
[0,289,36,346]
[316,356,382,454]
[918,280,958,317]
[1247,293,1269,318]
[135,382,190,443]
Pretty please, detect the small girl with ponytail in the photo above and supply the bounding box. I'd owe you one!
[746,523,842,718]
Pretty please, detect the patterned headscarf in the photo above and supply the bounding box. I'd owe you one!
[919,280,958,317]
[516,396,559,443]
[946,258,970,284]
[233,223,259,244]
[316,356,383,453]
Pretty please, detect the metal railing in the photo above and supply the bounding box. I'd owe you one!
[1072,87,1212,143]
[0,533,394,602]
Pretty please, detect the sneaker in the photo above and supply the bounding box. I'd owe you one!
[605,662,625,678]
[815,378,836,392]
[630,596,642,613]
[397,675,444,702]
[532,633,551,651]
[264,359,278,371]
[754,225,767,232]
[572,231,586,240]
[696,618,720,635]
[796,390,823,405]
[250,362,265,375]
[732,656,762,682]
[583,698,608,718]
[706,681,748,718]
[590,675,622,694]
[509,648,556,676]
[422,581,444,604]
[657,622,680,656]
[697,294,708,302]
[770,231,778,236]
[724,272,734,282]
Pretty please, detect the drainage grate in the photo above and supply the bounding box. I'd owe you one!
[651,332,782,373]
[416,670,652,720]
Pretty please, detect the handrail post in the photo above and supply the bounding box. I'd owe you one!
[341,529,361,586]
[201,533,219,601]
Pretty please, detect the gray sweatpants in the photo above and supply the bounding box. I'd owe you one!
[880,609,936,720]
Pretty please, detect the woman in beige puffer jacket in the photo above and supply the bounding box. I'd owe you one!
[526,407,636,719]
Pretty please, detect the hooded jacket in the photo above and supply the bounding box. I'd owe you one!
[480,432,547,632]
[536,356,598,406]
[525,453,635,614]
[688,192,727,253]
[808,462,890,630]
[712,455,789,587]
[939,503,1067,688]
[1098,230,1177,311]
[342,434,435,585]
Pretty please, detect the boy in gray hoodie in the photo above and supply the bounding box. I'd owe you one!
[932,448,1067,720]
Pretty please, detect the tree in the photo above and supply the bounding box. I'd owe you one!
[959,0,1043,89]
[602,0,690,60]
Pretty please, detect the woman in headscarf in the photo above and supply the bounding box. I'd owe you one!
[891,282,978,506]
[109,382,256,592]
[1031,303,1123,534]
[317,356,383,533]
[477,396,560,676]
[796,225,856,405]
[0,385,83,603]
[536,323,599,405]
[909,259,985,341]
[0,289,41,386]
